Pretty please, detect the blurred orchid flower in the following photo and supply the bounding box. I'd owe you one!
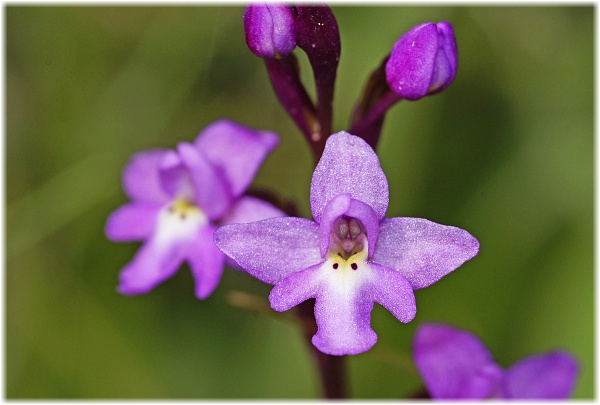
[106,120,283,299]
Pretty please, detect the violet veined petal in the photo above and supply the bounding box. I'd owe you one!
[194,120,279,198]
[269,262,322,312]
[220,195,285,226]
[502,352,579,399]
[116,204,207,295]
[413,323,498,399]
[318,193,352,257]
[373,217,479,290]
[364,263,416,323]
[177,142,232,221]
[122,149,171,204]
[213,217,322,285]
[186,225,225,300]
[310,132,389,223]
[105,202,161,242]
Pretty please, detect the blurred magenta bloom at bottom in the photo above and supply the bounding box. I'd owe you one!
[413,323,579,399]
[105,120,283,299]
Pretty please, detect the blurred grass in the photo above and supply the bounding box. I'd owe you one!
[6,5,593,399]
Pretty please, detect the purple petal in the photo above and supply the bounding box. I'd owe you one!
[272,258,410,355]
[364,263,416,323]
[372,217,479,290]
[213,217,322,285]
[219,196,286,271]
[502,352,579,399]
[310,260,401,356]
[122,149,171,204]
[413,323,500,399]
[186,225,225,300]
[312,287,376,356]
[177,142,232,221]
[310,131,389,223]
[117,203,208,295]
[244,4,296,58]
[158,150,195,201]
[345,198,380,258]
[318,193,351,257]
[105,202,161,242]
[269,262,321,312]
[117,241,184,295]
[194,120,279,198]
[219,195,285,226]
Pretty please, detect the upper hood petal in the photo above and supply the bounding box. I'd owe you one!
[123,149,171,204]
[194,119,279,198]
[310,131,389,223]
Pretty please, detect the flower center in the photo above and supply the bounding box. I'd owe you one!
[166,198,205,221]
[155,197,208,243]
[319,216,372,295]
[330,216,367,260]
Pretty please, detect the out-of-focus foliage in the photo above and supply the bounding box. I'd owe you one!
[6,6,593,399]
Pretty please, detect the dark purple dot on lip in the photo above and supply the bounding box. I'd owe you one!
[351,263,358,270]
[332,263,339,270]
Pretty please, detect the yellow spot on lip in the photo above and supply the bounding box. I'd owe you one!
[326,243,368,272]
[166,197,207,224]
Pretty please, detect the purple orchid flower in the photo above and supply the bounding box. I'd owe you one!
[413,323,580,399]
[105,120,284,299]
[386,21,458,101]
[244,4,297,58]
[214,131,479,355]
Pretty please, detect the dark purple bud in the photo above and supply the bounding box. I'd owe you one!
[385,21,458,101]
[244,4,297,58]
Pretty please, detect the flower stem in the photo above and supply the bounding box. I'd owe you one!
[297,299,348,399]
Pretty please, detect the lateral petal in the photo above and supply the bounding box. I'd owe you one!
[220,195,285,226]
[213,217,322,285]
[502,352,579,399]
[105,202,161,242]
[186,225,226,300]
[373,217,479,289]
[364,263,416,323]
[117,204,207,295]
[413,323,499,399]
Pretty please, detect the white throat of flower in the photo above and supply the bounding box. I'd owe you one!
[321,216,371,293]
[155,197,208,243]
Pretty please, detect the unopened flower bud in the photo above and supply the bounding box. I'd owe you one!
[385,21,458,100]
[244,4,297,58]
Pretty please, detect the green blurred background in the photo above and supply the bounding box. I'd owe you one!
[6,5,594,399]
